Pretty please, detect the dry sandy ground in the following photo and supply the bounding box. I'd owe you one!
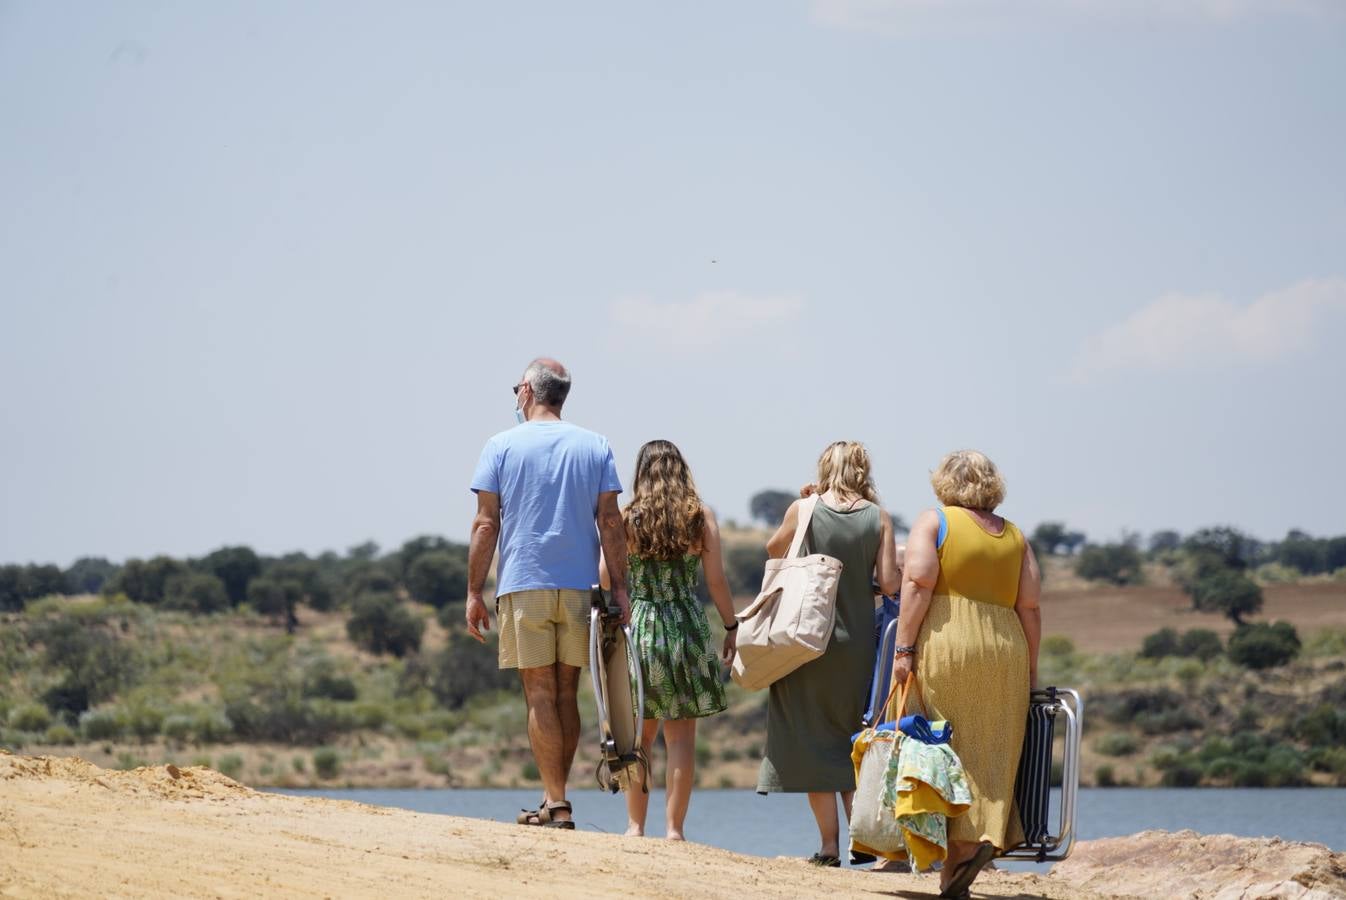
[1041,582,1346,654]
[5,753,1345,900]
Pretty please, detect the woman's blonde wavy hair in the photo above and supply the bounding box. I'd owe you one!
[623,440,705,560]
[816,441,879,503]
[930,449,1006,511]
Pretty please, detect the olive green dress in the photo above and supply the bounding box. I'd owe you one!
[757,502,881,793]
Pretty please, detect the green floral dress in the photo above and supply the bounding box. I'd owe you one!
[628,553,728,720]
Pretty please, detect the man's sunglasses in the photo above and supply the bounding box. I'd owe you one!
[512,383,524,396]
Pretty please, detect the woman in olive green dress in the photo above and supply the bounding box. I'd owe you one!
[759,441,902,866]
[600,440,737,841]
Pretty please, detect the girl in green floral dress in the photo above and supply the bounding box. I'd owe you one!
[600,439,737,841]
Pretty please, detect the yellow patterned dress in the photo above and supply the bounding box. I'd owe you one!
[907,506,1029,849]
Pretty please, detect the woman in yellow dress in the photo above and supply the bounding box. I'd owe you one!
[890,450,1042,898]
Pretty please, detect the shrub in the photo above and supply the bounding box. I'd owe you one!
[216,753,244,780]
[1304,628,1346,658]
[1293,705,1346,747]
[1095,765,1117,787]
[193,709,234,743]
[313,747,340,779]
[1252,562,1301,584]
[1178,629,1222,661]
[31,616,138,710]
[162,714,195,743]
[1076,543,1144,586]
[346,593,424,657]
[521,760,540,781]
[406,551,468,608]
[80,708,128,740]
[292,755,307,773]
[9,703,52,732]
[1160,764,1202,787]
[722,542,769,596]
[1227,621,1301,670]
[162,572,230,614]
[1140,628,1180,659]
[197,546,262,606]
[64,557,118,595]
[420,631,514,709]
[43,723,77,745]
[1095,732,1140,757]
[105,556,189,605]
[1135,708,1203,735]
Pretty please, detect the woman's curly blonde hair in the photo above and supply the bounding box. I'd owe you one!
[816,441,879,503]
[623,440,705,560]
[930,449,1006,511]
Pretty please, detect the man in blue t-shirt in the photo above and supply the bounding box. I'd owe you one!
[466,357,630,830]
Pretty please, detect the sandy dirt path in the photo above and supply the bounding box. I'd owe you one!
[0,753,1107,900]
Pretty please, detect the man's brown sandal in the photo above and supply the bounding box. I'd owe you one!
[537,800,575,830]
[516,797,547,826]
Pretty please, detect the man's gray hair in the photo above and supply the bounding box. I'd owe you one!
[523,359,571,407]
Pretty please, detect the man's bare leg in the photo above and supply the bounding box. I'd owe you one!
[520,666,571,824]
[555,662,582,780]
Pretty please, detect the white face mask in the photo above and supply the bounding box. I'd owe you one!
[514,406,525,424]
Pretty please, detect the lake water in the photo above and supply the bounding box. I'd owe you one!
[271,786,1346,867]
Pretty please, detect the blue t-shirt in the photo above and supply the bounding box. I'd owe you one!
[470,421,623,596]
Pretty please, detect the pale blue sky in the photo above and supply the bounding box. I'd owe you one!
[2,1,1344,565]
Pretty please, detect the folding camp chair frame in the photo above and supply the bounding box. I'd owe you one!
[588,587,647,793]
[864,618,1084,862]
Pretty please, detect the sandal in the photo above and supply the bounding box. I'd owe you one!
[939,842,996,898]
[537,800,575,830]
[516,796,547,826]
[849,850,877,866]
[807,853,841,867]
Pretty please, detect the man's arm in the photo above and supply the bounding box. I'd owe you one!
[595,491,630,624]
[465,491,501,643]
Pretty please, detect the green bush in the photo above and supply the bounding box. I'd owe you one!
[1190,568,1263,625]
[162,714,195,743]
[43,723,77,745]
[1140,628,1180,659]
[1294,704,1346,746]
[521,760,540,781]
[1309,746,1346,775]
[346,593,424,657]
[217,753,245,780]
[162,572,230,614]
[1177,629,1223,661]
[9,702,52,732]
[80,708,128,741]
[406,551,468,608]
[313,747,340,779]
[417,631,514,710]
[722,542,768,595]
[197,546,262,606]
[1076,543,1144,586]
[1304,628,1346,658]
[1094,765,1117,787]
[1041,635,1076,657]
[30,616,138,714]
[292,755,306,773]
[1227,621,1301,669]
[105,556,189,605]
[1095,732,1140,757]
[1160,764,1202,787]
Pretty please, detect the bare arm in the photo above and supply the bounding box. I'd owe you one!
[596,491,631,624]
[1015,538,1043,689]
[766,500,802,559]
[699,506,738,665]
[874,511,902,596]
[892,508,941,687]
[597,523,634,592]
[465,491,501,643]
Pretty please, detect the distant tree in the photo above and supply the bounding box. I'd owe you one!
[1184,527,1259,571]
[247,576,302,631]
[268,555,336,612]
[406,551,468,608]
[346,541,380,562]
[162,572,230,614]
[422,630,515,709]
[64,557,118,595]
[889,512,909,534]
[1075,543,1144,586]
[1032,522,1069,555]
[393,535,461,582]
[722,542,769,595]
[1147,530,1182,556]
[749,490,795,528]
[1190,568,1263,625]
[1227,621,1300,670]
[32,616,137,715]
[1276,530,1329,576]
[0,565,23,611]
[346,592,424,657]
[345,563,398,598]
[105,556,189,605]
[1326,536,1346,572]
[1062,531,1088,555]
[24,564,67,599]
[198,546,262,606]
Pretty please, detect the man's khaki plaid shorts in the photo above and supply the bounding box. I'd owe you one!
[496,589,590,670]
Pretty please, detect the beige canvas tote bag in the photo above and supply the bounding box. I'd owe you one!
[730,495,843,691]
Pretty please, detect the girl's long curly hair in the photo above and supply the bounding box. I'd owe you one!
[623,440,705,561]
